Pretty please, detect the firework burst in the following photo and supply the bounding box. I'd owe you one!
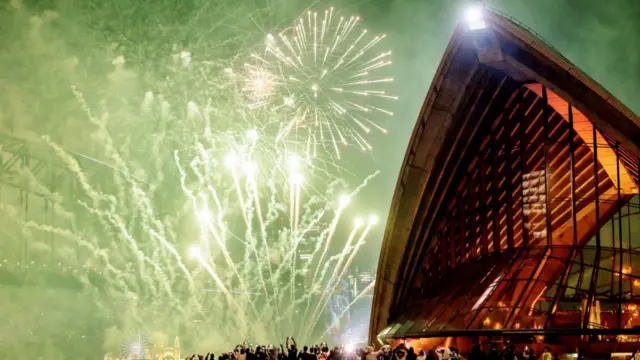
[121,332,148,359]
[0,1,387,355]
[243,7,397,159]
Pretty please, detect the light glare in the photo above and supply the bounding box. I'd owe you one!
[465,6,486,30]
[290,173,304,186]
[287,153,301,172]
[339,194,351,208]
[188,245,201,259]
[244,161,257,177]
[246,129,259,142]
[196,206,212,222]
[225,153,238,168]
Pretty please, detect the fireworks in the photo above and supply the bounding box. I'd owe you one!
[175,128,380,340]
[121,332,148,359]
[0,2,389,356]
[243,7,397,159]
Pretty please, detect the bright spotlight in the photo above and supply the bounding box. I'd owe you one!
[354,217,364,228]
[368,214,379,225]
[188,244,201,259]
[345,343,355,353]
[465,5,486,30]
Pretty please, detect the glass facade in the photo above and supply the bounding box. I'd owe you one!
[379,83,640,342]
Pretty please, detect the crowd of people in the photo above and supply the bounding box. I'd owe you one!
[184,338,463,360]
[186,337,450,360]
[184,338,640,360]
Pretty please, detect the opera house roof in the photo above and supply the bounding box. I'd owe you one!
[370,7,640,344]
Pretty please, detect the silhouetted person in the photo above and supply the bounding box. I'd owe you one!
[468,345,486,360]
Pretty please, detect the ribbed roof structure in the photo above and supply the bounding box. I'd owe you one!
[370,8,640,345]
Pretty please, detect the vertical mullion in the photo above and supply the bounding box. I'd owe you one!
[634,157,640,297]
[497,88,524,251]
[568,104,578,246]
[519,96,530,247]
[616,142,623,329]
[449,218,457,269]
[440,229,448,276]
[593,124,601,250]
[480,157,490,255]
[458,189,468,263]
[610,222,616,295]
[505,105,515,250]
[583,123,602,330]
[629,202,634,298]
[541,86,553,247]
[468,171,479,260]
[491,125,501,253]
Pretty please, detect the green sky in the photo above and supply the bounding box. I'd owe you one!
[1,0,639,357]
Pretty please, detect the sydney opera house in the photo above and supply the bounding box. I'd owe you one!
[370,7,640,356]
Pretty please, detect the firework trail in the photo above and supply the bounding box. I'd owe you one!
[172,126,379,341]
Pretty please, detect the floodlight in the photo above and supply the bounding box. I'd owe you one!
[465,5,486,30]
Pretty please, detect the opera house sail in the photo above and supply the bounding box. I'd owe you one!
[370,8,640,353]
